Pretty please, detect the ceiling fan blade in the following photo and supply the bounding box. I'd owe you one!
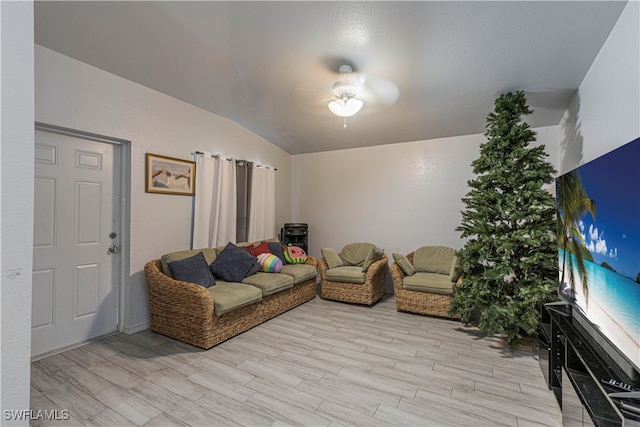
[358,74,400,106]
[297,61,400,111]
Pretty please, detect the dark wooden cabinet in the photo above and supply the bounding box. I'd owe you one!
[281,223,308,253]
[543,302,640,427]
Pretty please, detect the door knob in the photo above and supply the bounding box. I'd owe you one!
[108,245,119,254]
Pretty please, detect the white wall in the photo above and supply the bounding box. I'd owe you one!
[559,1,639,172]
[3,1,634,418]
[1,1,34,424]
[35,45,292,332]
[292,126,559,292]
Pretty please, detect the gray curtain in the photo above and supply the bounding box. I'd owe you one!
[235,160,252,242]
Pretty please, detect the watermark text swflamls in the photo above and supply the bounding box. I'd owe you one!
[3,409,70,421]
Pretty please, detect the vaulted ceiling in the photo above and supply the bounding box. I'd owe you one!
[34,1,627,154]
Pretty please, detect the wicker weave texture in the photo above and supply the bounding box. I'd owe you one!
[144,257,317,349]
[390,252,460,319]
[317,254,387,305]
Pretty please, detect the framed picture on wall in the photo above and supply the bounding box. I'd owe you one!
[145,153,196,196]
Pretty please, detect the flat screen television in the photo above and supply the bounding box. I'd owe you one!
[556,136,640,381]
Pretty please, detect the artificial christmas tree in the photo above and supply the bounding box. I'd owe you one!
[449,91,557,348]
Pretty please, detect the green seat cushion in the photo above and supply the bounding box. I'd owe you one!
[402,272,455,295]
[321,247,344,269]
[208,282,262,316]
[413,246,456,275]
[241,273,293,296]
[325,266,366,284]
[362,247,385,272]
[393,253,415,276]
[280,264,317,284]
[339,242,376,267]
[161,248,218,277]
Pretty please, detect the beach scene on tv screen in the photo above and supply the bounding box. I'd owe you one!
[557,137,640,370]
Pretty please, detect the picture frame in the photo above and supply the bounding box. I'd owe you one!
[145,153,196,196]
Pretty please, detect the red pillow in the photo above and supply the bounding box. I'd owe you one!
[246,241,271,257]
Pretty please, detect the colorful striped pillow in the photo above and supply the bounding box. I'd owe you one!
[257,253,283,273]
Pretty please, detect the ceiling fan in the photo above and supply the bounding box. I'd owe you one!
[327,64,399,127]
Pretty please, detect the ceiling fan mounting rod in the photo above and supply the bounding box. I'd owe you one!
[338,64,353,74]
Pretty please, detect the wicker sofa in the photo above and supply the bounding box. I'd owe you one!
[144,239,318,349]
[390,246,461,319]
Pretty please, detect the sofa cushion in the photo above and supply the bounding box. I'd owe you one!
[257,253,283,273]
[280,264,317,284]
[325,266,366,284]
[339,242,376,266]
[167,252,216,288]
[402,272,455,295]
[362,247,385,272]
[284,246,307,264]
[393,253,415,276]
[246,241,271,257]
[267,242,286,264]
[242,273,293,296]
[413,246,457,275]
[161,248,218,278]
[210,242,258,282]
[233,241,253,249]
[246,259,261,277]
[207,282,262,316]
[321,247,344,269]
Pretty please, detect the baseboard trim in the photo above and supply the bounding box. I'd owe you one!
[31,331,119,361]
[123,321,149,335]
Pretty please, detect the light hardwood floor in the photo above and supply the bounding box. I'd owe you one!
[30,295,562,426]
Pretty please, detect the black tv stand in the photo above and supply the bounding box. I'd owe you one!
[542,302,640,426]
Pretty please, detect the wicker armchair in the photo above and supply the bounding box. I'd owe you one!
[318,243,387,305]
[390,248,460,319]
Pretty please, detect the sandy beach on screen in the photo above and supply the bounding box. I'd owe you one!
[566,278,640,370]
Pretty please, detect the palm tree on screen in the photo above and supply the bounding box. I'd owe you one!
[556,170,597,300]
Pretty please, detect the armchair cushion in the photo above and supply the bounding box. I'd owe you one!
[450,255,460,281]
[321,247,344,269]
[413,246,457,275]
[167,252,216,288]
[325,266,366,284]
[339,242,376,266]
[362,247,385,272]
[403,272,455,295]
[392,253,415,276]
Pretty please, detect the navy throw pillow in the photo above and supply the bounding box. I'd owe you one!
[209,242,258,282]
[246,259,261,277]
[168,252,216,288]
[267,242,287,264]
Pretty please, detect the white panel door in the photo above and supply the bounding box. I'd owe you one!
[32,129,120,357]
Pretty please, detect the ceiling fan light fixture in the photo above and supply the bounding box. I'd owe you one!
[328,96,363,117]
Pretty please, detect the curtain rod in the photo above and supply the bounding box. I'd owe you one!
[192,151,277,171]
